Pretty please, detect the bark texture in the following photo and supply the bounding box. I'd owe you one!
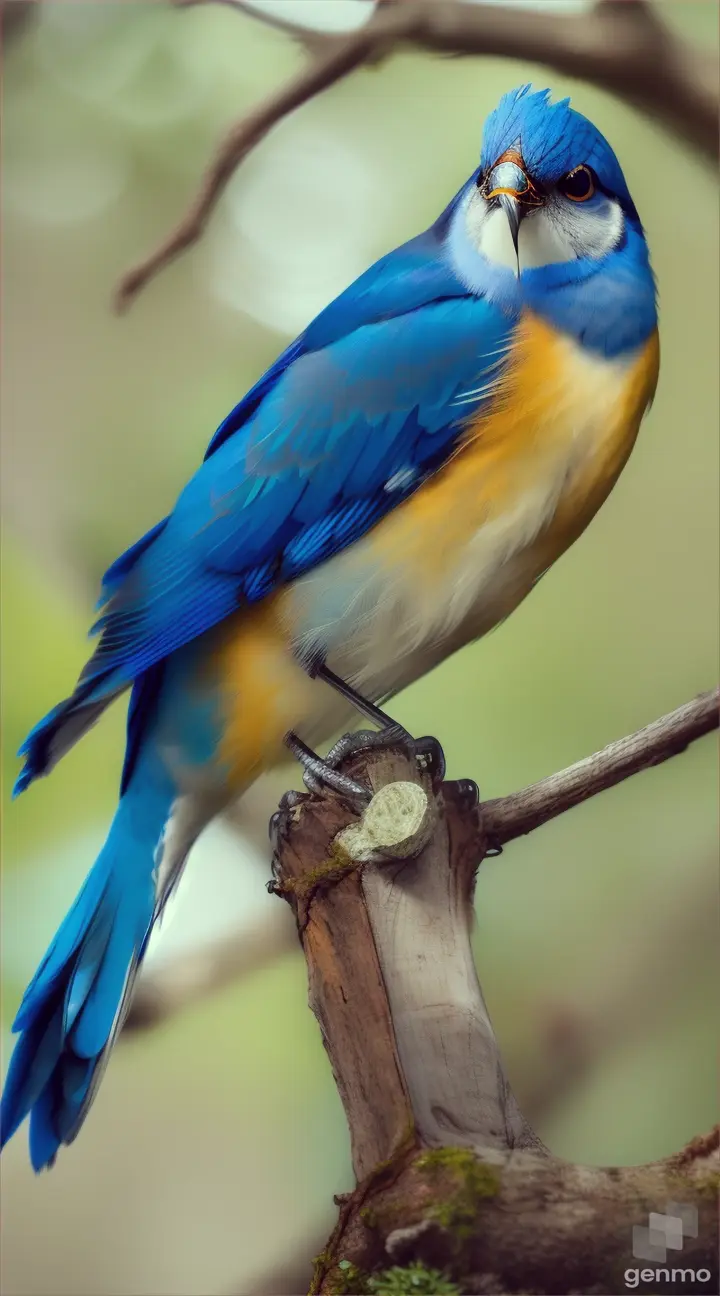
[271,743,719,1296]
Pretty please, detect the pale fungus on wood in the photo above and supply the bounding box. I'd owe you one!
[337,780,435,865]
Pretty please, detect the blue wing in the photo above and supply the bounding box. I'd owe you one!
[15,216,516,793]
[88,300,513,681]
[203,188,478,462]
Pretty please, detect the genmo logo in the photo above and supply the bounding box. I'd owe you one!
[624,1266,713,1289]
[624,1203,712,1289]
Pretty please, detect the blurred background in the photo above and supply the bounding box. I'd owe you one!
[1,1,718,1293]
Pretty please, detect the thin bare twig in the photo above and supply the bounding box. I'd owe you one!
[484,687,719,847]
[115,0,718,310]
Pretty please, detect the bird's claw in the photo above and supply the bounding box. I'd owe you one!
[268,788,310,890]
[411,734,446,785]
[445,777,480,810]
[285,725,447,807]
[323,723,412,767]
[319,726,446,796]
[268,787,307,844]
[301,763,371,805]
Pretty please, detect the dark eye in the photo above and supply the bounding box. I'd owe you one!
[558,165,595,202]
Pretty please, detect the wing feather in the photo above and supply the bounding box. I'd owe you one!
[85,236,515,688]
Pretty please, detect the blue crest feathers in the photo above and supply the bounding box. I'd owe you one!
[480,85,634,210]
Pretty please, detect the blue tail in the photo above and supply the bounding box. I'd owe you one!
[1,749,175,1170]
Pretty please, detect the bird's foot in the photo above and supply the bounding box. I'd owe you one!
[268,788,309,892]
[268,787,306,845]
[444,777,480,811]
[285,725,446,807]
[285,731,373,806]
[411,734,446,784]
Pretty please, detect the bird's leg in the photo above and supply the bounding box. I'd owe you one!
[283,659,446,802]
[313,662,446,782]
[311,662,404,733]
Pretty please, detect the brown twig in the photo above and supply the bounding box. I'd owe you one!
[483,687,719,846]
[1,0,38,41]
[115,0,719,310]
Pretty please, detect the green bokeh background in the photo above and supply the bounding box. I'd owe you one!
[1,3,717,1294]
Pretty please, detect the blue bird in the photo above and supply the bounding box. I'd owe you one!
[1,85,658,1169]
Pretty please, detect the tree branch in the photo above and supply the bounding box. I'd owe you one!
[122,688,717,1034]
[1,0,38,42]
[115,0,719,310]
[483,686,719,847]
[268,736,719,1295]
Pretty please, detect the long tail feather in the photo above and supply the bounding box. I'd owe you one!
[1,747,176,1170]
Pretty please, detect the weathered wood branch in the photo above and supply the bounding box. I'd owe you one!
[271,751,540,1179]
[114,0,719,310]
[269,725,719,1295]
[484,686,719,847]
[124,689,718,1034]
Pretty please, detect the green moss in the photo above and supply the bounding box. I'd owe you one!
[328,1259,369,1295]
[360,1205,378,1229]
[281,840,356,899]
[366,1262,460,1295]
[415,1147,500,1240]
[697,1170,720,1197]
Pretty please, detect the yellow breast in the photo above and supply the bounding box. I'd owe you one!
[362,311,660,645]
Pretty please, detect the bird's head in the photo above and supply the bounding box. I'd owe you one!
[454,85,641,285]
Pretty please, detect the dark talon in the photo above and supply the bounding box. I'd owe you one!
[324,725,413,767]
[269,788,308,854]
[446,777,480,809]
[413,735,446,784]
[280,788,306,812]
[285,730,371,805]
[300,768,325,797]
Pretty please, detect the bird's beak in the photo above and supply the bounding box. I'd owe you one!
[484,150,541,276]
[496,192,521,266]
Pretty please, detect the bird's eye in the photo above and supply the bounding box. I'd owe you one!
[558,165,595,202]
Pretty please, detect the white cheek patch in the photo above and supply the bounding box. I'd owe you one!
[518,200,624,270]
[464,187,625,273]
[561,195,624,260]
[472,204,519,274]
[518,210,575,270]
